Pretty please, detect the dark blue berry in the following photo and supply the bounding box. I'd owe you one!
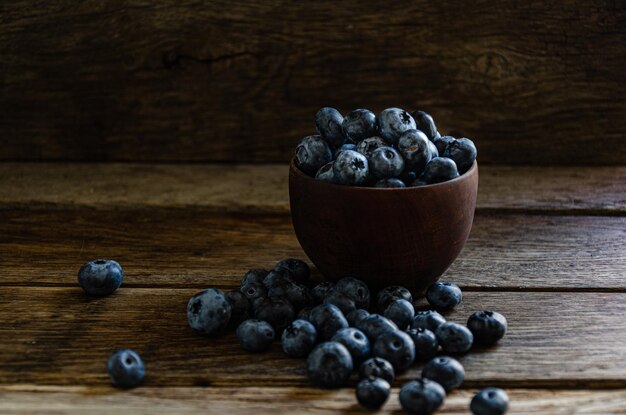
[443,137,477,174]
[410,110,438,141]
[433,135,456,155]
[295,135,333,176]
[411,179,429,187]
[263,268,293,289]
[435,322,474,353]
[307,342,353,388]
[252,296,295,332]
[467,311,508,346]
[369,146,405,179]
[78,259,123,296]
[236,319,275,352]
[374,178,406,188]
[333,150,369,186]
[240,281,267,302]
[422,356,465,391]
[342,109,378,142]
[383,299,415,330]
[297,306,313,321]
[421,157,460,184]
[399,379,446,415]
[358,357,395,383]
[309,303,349,340]
[187,288,232,336]
[323,289,357,315]
[334,143,357,159]
[412,310,446,332]
[398,129,432,175]
[315,162,336,183]
[315,107,346,148]
[281,319,318,357]
[470,387,509,415]
[376,286,413,312]
[347,309,370,327]
[356,314,398,342]
[268,281,312,312]
[226,289,251,327]
[241,269,269,287]
[356,376,391,410]
[373,330,415,372]
[107,349,145,388]
[331,327,371,363]
[426,282,462,311]
[427,140,439,158]
[379,108,416,145]
[406,328,439,361]
[355,136,388,159]
[312,281,335,304]
[334,277,371,309]
[274,258,311,285]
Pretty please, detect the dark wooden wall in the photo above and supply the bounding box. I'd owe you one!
[1,1,625,164]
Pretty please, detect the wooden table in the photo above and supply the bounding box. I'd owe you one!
[1,163,625,414]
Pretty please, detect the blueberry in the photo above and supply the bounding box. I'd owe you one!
[356,314,398,342]
[252,296,295,332]
[398,129,432,175]
[467,311,508,346]
[334,143,357,159]
[281,319,318,357]
[400,170,418,186]
[226,289,251,327]
[295,135,333,176]
[347,309,370,327]
[378,108,416,145]
[274,258,310,285]
[356,376,391,410]
[187,288,232,336]
[406,328,438,361]
[410,110,438,141]
[309,303,349,340]
[334,277,371,309]
[412,310,446,332]
[383,299,415,330]
[374,178,406,188]
[443,137,477,174]
[240,281,267,302]
[433,136,456,155]
[323,289,357,315]
[426,282,462,311]
[372,330,416,372]
[355,136,388,159]
[311,281,335,304]
[297,306,313,321]
[342,109,378,142]
[399,379,446,415]
[422,356,465,391]
[77,259,123,296]
[359,357,395,383]
[236,319,275,352]
[107,349,145,388]
[268,281,312,312]
[427,139,439,158]
[333,150,370,186]
[435,322,474,353]
[263,268,293,289]
[376,286,413,312]
[307,342,354,388]
[315,162,336,183]
[241,269,269,287]
[369,146,405,179]
[315,107,346,148]
[331,327,371,363]
[421,157,459,184]
[410,179,429,187]
[470,387,510,415]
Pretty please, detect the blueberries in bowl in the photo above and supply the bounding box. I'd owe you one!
[342,109,378,142]
[444,137,477,174]
[355,136,388,159]
[315,107,346,148]
[369,146,405,179]
[295,135,332,176]
[398,129,432,175]
[374,178,406,188]
[411,110,438,140]
[421,157,460,184]
[378,107,416,145]
[333,150,369,186]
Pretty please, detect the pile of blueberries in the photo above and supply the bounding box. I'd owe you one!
[294,107,477,187]
[186,258,509,415]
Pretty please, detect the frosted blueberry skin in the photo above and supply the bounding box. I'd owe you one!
[323,289,357,316]
[412,310,446,332]
[274,258,310,285]
[433,135,456,155]
[470,387,510,415]
[376,286,413,312]
[359,357,395,383]
[252,296,295,333]
[427,139,439,158]
[331,327,371,363]
[467,310,508,346]
[399,378,446,415]
[315,161,336,183]
[422,355,465,392]
[309,303,349,340]
[421,157,460,184]
[398,129,433,175]
[295,135,333,176]
[333,150,370,186]
[77,259,123,296]
[187,288,232,336]
[410,110,438,141]
[378,107,416,145]
[236,319,275,352]
[311,281,336,304]
[347,309,370,327]
[342,109,378,142]
[406,328,439,361]
[355,136,388,159]
[444,137,477,174]
[372,330,416,372]
[369,146,405,179]
[435,322,474,353]
[307,341,354,388]
[383,299,415,330]
[240,281,267,302]
[226,289,251,327]
[315,107,346,148]
[334,277,371,309]
[356,376,391,410]
[374,178,406,188]
[356,314,399,342]
[426,282,463,311]
[334,143,357,159]
[281,319,318,357]
[107,349,145,388]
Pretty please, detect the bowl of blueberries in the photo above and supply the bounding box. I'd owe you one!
[289,107,478,292]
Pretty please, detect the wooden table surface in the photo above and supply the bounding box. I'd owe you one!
[1,163,625,414]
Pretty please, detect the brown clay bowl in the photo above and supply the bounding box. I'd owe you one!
[289,160,478,292]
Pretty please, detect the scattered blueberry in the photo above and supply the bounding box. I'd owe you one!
[355,136,388,159]
[376,286,413,311]
[263,268,293,289]
[107,349,145,388]
[77,259,123,296]
[374,178,406,188]
[347,309,371,327]
[470,387,510,415]
[315,162,336,183]
[236,319,275,352]
[467,311,508,346]
[422,355,465,391]
[334,143,357,159]
[412,310,446,332]
[252,296,295,332]
[315,107,346,148]
[399,379,446,415]
[356,314,398,342]
[324,289,357,315]
[397,129,432,174]
[240,281,267,302]
[187,288,232,336]
[274,258,310,285]
[369,146,405,179]
[268,281,312,312]
[333,277,371,309]
[359,357,395,383]
[312,281,336,304]
[410,110,438,141]
[295,135,333,176]
[383,299,415,330]
[421,157,460,184]
[435,322,474,353]
[281,319,318,357]
[333,150,370,186]
[307,342,354,388]
[406,328,439,361]
[373,330,416,372]
[309,303,349,340]
[331,327,371,363]
[443,137,477,174]
[426,281,463,311]
[356,376,391,410]
[241,269,269,287]
[342,109,378,142]
[226,289,251,327]
[378,108,416,145]
[433,135,456,155]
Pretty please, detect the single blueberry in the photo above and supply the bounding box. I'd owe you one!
[263,268,293,289]
[410,110,438,141]
[427,139,439,158]
[77,259,123,296]
[342,109,378,142]
[274,258,310,285]
[315,162,337,183]
[311,281,335,304]
[252,296,295,332]
[323,289,357,315]
[433,135,456,155]
[347,309,370,327]
[378,108,416,145]
[376,286,413,312]
[334,143,357,159]
[268,281,312,312]
[240,269,269,288]
[309,303,349,340]
[398,129,432,175]
[398,379,446,415]
[443,137,477,174]
[187,288,232,336]
[315,107,346,148]
[356,314,398,342]
[236,319,275,352]
[356,376,391,410]
[369,146,405,179]
[295,135,333,176]
[307,341,353,388]
[226,289,251,327]
[355,136,388,159]
[372,330,416,372]
[400,170,418,186]
[333,150,370,186]
[412,310,446,332]
[281,319,318,357]
[383,299,415,330]
[467,310,508,346]
[333,277,371,309]
[374,178,406,188]
[422,355,465,391]
[421,157,459,184]
[426,282,463,311]
[406,328,439,361]
[470,387,510,415]
[240,281,267,302]
[107,349,145,388]
[359,357,395,383]
[331,327,371,363]
[435,322,474,353]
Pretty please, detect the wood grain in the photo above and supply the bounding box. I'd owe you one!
[1,288,625,387]
[1,163,624,214]
[2,386,626,414]
[1,1,625,163]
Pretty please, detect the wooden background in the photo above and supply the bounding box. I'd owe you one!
[1,0,625,164]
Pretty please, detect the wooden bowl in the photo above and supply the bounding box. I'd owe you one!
[289,160,478,292]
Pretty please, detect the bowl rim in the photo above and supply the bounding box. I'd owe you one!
[290,159,478,191]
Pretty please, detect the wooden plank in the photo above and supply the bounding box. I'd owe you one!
[1,1,625,164]
[0,288,625,387]
[1,386,626,414]
[1,163,625,214]
[0,209,624,289]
